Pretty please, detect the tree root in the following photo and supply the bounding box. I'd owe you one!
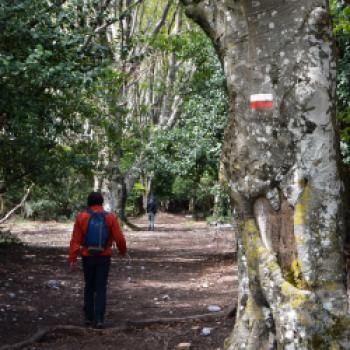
[0,325,127,350]
[0,304,236,350]
[123,219,143,231]
[126,303,236,326]
[118,215,143,231]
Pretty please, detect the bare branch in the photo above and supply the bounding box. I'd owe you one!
[82,0,145,51]
[0,184,34,225]
[151,0,174,38]
[164,95,181,129]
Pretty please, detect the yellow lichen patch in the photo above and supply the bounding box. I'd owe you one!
[223,336,232,350]
[245,244,259,271]
[294,184,311,226]
[291,259,308,289]
[294,233,305,246]
[246,296,264,321]
[321,281,342,292]
[290,293,308,308]
[298,178,307,187]
[294,208,305,225]
[246,253,257,268]
[249,234,260,244]
[330,342,340,350]
[281,281,295,296]
[242,219,262,272]
[281,281,308,308]
[244,219,259,234]
[243,220,260,252]
[257,245,269,256]
[267,259,280,272]
[233,163,240,170]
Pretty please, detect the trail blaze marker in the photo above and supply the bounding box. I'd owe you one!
[250,94,274,109]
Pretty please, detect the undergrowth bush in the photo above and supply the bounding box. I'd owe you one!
[0,229,22,247]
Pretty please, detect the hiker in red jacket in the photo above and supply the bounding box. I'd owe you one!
[69,192,127,329]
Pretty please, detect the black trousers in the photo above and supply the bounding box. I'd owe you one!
[82,256,111,323]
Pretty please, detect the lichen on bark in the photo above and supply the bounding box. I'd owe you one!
[181,0,350,348]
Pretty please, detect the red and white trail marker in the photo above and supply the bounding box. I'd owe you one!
[250,94,274,109]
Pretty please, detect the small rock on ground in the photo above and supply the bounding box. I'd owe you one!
[176,342,192,350]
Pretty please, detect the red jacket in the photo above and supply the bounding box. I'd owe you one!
[68,205,127,263]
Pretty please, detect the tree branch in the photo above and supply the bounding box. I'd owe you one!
[0,184,34,224]
[182,2,213,39]
[120,0,174,76]
[151,0,174,38]
[82,0,145,52]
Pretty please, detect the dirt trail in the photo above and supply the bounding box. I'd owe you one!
[0,213,237,350]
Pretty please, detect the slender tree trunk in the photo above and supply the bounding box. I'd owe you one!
[159,7,182,127]
[181,0,350,348]
[142,173,153,211]
[114,180,127,220]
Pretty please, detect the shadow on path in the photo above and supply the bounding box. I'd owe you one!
[0,214,237,349]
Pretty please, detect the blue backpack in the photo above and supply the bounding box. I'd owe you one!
[84,209,110,255]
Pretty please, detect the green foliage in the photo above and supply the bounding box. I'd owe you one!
[125,182,145,217]
[172,177,196,199]
[207,182,231,224]
[151,30,211,62]
[331,0,350,162]
[152,170,176,199]
[0,230,22,247]
[0,0,112,214]
[146,30,228,212]
[340,142,350,164]
[331,0,350,33]
[24,165,93,220]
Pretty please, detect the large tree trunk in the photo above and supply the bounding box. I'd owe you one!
[95,153,143,221]
[181,0,350,348]
[101,173,127,219]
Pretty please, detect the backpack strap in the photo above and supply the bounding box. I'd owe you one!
[86,207,95,216]
[86,208,108,217]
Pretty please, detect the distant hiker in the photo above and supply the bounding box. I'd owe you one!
[146,195,157,231]
[68,192,127,329]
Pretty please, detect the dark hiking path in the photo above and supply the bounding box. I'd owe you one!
[0,213,238,350]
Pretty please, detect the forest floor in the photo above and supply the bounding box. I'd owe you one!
[0,213,238,350]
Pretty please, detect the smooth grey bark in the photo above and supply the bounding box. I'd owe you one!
[159,8,182,127]
[181,0,350,349]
